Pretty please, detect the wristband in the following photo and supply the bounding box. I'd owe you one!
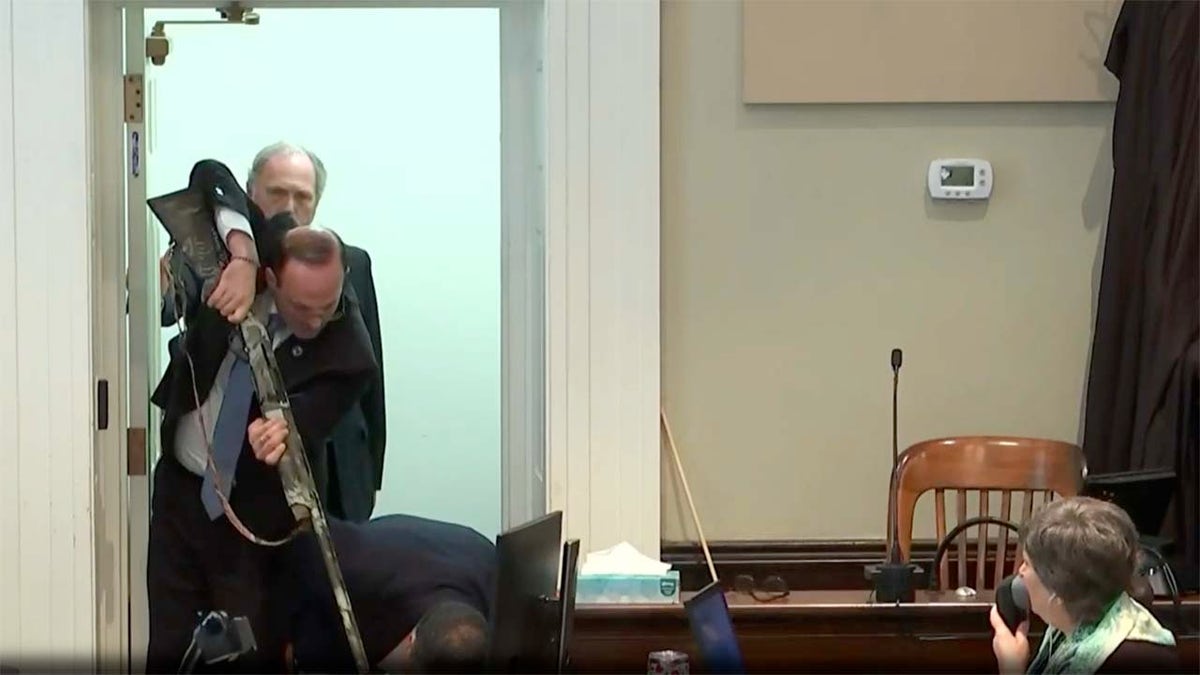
[229,255,259,268]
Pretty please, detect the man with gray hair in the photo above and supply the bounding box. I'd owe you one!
[244,141,326,229]
[159,141,387,522]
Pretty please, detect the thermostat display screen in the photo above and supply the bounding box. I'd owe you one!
[928,158,991,200]
[940,165,975,187]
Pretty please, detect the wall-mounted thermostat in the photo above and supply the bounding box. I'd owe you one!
[928,158,992,200]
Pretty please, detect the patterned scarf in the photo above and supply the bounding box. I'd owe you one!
[1027,592,1175,674]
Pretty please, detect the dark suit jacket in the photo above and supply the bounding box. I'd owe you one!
[284,514,497,672]
[327,245,386,522]
[150,159,378,537]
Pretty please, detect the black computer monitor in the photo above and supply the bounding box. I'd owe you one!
[1082,468,1176,537]
[556,539,580,673]
[684,581,745,675]
[489,511,564,673]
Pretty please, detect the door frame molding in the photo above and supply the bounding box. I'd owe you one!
[543,0,662,557]
[499,0,547,531]
[89,2,131,670]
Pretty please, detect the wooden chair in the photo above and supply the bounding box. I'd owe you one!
[891,436,1086,591]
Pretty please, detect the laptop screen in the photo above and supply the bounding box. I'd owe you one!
[683,582,745,674]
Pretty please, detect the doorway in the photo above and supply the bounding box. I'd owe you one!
[101,1,546,669]
[141,5,505,535]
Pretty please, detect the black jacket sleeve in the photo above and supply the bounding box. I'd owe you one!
[349,248,387,489]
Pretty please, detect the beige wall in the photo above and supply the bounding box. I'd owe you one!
[660,0,1115,542]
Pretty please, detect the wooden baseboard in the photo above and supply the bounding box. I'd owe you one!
[662,538,1006,592]
[663,538,1200,595]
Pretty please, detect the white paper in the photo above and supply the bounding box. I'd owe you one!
[579,541,671,576]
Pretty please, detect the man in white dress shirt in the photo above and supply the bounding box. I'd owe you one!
[146,159,378,673]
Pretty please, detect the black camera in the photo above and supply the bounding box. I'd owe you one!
[179,610,257,673]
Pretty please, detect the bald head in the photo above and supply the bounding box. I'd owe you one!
[279,225,344,270]
[268,226,345,339]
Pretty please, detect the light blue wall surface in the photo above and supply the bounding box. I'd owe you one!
[145,7,502,539]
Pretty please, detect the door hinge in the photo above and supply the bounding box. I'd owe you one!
[124,74,144,124]
[127,427,148,477]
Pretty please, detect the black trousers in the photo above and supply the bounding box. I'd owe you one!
[146,456,288,673]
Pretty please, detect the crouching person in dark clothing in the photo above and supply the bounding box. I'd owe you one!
[282,514,497,673]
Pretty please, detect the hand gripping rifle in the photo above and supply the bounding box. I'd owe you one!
[148,187,371,673]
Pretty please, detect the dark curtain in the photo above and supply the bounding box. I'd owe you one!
[1082,0,1199,584]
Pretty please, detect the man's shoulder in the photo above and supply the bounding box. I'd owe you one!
[343,244,372,279]
[340,244,377,301]
[371,512,484,533]
[371,514,494,548]
[344,243,369,263]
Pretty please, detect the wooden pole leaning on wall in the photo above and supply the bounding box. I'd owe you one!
[660,407,719,585]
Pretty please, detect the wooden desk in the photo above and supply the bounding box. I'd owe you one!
[570,590,1200,673]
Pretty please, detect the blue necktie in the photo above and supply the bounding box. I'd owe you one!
[201,355,254,520]
[200,315,280,520]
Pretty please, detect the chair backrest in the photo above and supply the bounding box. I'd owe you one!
[892,436,1086,591]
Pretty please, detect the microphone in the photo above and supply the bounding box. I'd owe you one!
[865,347,922,603]
[887,348,903,562]
[995,575,1030,632]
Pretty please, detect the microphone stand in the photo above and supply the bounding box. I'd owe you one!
[865,348,922,603]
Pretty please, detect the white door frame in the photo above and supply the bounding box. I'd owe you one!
[94,0,551,666]
[498,0,547,542]
[89,2,133,670]
[542,0,661,558]
[121,9,157,670]
[110,0,548,517]
[91,0,659,669]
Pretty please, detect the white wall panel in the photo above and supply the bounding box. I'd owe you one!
[0,0,96,669]
[545,0,661,558]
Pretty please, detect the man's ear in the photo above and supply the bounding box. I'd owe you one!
[265,266,279,290]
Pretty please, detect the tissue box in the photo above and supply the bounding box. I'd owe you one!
[576,571,681,604]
